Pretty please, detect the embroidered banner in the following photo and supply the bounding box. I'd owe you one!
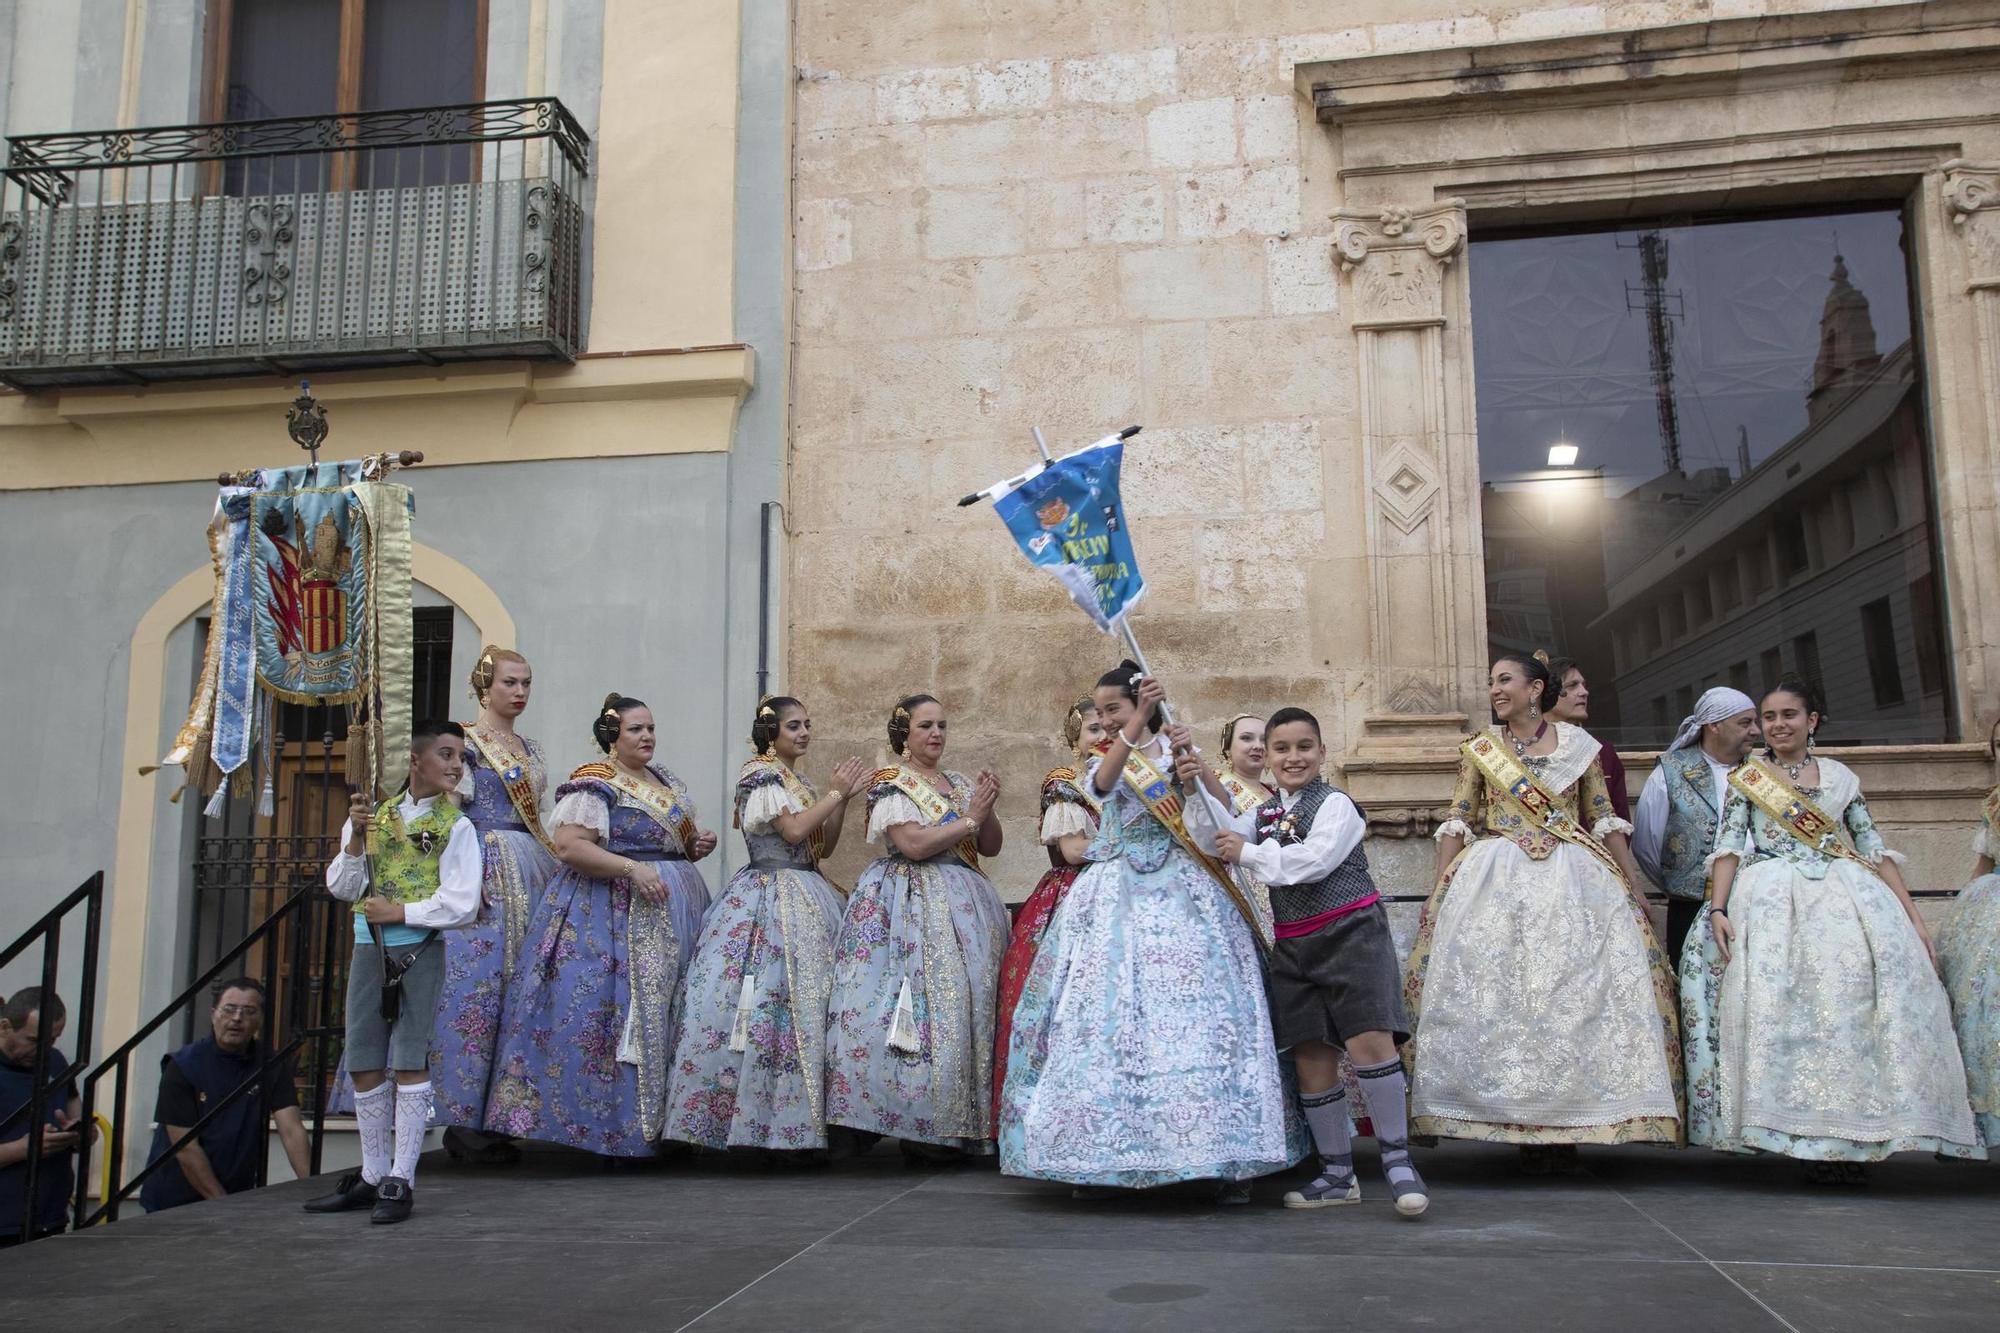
[986,432,1145,631]
[250,463,372,705]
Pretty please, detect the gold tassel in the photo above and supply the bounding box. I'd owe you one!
[727,973,758,1053]
[345,720,373,794]
[887,977,921,1054]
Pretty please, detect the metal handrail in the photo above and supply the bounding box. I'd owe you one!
[0,871,101,1244]
[75,881,342,1226]
[5,97,590,204]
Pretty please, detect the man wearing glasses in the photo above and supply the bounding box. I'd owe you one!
[140,978,312,1212]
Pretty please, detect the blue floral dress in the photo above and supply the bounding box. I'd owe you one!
[823,767,1010,1152]
[1934,789,2000,1147]
[1680,757,1980,1161]
[432,730,560,1129]
[663,761,845,1150]
[999,738,1301,1186]
[484,764,711,1156]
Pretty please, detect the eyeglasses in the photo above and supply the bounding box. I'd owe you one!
[215,1005,262,1020]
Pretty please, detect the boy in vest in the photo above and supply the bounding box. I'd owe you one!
[1191,707,1427,1217]
[305,719,479,1225]
[1631,688,1760,961]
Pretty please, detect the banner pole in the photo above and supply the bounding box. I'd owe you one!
[1115,614,1175,731]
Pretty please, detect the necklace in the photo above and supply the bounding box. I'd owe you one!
[1508,719,1548,757]
[1771,749,1810,783]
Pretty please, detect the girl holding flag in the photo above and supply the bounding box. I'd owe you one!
[999,664,1298,1198]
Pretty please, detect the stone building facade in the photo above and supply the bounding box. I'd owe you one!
[788,0,2000,902]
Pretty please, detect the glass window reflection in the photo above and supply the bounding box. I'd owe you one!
[1470,206,1952,747]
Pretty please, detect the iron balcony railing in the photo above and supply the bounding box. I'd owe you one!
[0,97,588,390]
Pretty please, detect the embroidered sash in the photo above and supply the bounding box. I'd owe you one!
[736,757,831,866]
[1464,732,1624,882]
[465,726,560,860]
[1727,758,1869,868]
[1217,768,1273,816]
[574,762,698,857]
[878,766,981,871]
[1120,746,1268,946]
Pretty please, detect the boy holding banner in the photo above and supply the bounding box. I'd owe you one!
[1197,708,1428,1217]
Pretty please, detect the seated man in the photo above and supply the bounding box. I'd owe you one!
[0,987,85,1247]
[141,978,311,1212]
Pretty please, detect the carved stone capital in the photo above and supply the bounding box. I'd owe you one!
[1331,199,1466,326]
[1943,159,2000,225]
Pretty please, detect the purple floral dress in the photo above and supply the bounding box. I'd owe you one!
[663,761,845,1150]
[823,768,1010,1152]
[432,732,560,1129]
[483,765,711,1156]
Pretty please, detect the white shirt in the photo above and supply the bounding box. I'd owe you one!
[1198,780,1366,887]
[1631,749,1734,886]
[324,791,481,929]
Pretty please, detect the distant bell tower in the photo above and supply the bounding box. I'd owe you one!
[1807,253,1882,423]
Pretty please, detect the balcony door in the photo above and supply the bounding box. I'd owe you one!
[204,0,488,192]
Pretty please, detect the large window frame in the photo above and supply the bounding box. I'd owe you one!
[1462,198,1958,747]
[1302,3,2000,778]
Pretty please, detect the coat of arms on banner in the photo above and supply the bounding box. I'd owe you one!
[251,472,370,703]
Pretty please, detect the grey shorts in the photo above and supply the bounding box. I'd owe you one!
[1265,901,1410,1052]
[344,938,445,1074]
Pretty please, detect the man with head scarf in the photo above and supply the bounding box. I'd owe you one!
[1632,688,1761,961]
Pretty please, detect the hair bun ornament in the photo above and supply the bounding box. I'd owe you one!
[1532,648,1552,667]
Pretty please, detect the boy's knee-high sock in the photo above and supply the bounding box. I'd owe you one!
[391,1081,432,1184]
[1354,1058,1409,1146]
[1300,1086,1354,1175]
[354,1081,394,1186]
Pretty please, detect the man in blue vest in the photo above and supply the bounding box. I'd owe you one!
[140,978,311,1212]
[1632,687,1761,961]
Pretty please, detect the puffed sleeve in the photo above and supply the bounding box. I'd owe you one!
[1843,791,1905,866]
[1581,760,1634,840]
[551,781,613,840]
[1435,755,1481,843]
[866,778,926,844]
[452,751,477,806]
[1706,790,1752,871]
[1975,811,1998,862]
[739,767,801,837]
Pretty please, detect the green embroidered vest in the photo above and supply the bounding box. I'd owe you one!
[363,798,464,913]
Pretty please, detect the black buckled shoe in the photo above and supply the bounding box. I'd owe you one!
[370,1174,414,1224]
[302,1170,378,1213]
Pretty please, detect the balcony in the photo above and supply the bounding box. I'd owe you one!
[0,98,588,391]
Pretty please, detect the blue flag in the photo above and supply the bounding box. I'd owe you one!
[990,433,1145,631]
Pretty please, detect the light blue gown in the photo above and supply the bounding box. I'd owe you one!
[1680,758,1980,1161]
[1936,793,2000,1147]
[1000,741,1301,1186]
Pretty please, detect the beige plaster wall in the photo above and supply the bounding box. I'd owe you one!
[786,0,1994,900]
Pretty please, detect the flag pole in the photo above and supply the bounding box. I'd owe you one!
[1116,614,1175,731]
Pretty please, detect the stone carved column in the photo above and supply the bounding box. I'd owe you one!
[1331,199,1478,756]
[1942,160,2000,723]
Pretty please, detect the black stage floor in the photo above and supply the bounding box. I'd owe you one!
[7,1139,1998,1331]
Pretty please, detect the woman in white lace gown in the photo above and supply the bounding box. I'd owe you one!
[1407,654,1681,1171]
[1683,678,1979,1174]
